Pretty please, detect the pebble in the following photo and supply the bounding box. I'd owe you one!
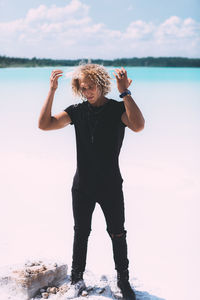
[50,287,57,294]
[86,286,93,292]
[58,283,69,294]
[25,260,41,267]
[42,292,49,299]
[81,290,88,296]
[96,287,105,294]
[25,260,32,267]
[114,292,123,299]
[46,287,57,293]
[35,269,40,274]
[40,288,46,293]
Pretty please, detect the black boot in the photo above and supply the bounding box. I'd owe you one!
[117,270,136,300]
[65,270,86,299]
[71,270,84,284]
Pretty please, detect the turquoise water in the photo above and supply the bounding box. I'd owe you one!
[0,67,200,300]
[1,66,200,82]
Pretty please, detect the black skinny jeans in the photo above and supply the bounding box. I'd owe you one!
[71,185,129,273]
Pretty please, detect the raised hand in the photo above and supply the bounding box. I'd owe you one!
[113,67,132,94]
[50,69,63,91]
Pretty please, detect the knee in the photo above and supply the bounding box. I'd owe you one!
[74,226,91,239]
[107,230,127,240]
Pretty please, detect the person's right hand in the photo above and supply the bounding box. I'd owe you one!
[50,69,63,91]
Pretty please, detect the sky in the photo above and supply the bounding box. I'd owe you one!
[0,0,200,59]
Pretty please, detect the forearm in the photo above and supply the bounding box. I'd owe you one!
[123,95,145,131]
[38,88,56,129]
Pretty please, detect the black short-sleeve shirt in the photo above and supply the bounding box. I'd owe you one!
[64,99,127,191]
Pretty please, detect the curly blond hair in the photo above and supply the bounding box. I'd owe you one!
[71,63,111,97]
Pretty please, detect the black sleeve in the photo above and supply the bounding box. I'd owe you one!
[118,101,127,127]
[64,104,77,125]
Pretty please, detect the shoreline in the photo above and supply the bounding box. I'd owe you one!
[1,56,200,68]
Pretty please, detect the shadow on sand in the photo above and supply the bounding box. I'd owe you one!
[135,290,165,300]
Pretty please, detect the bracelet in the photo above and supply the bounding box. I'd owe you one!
[119,89,131,98]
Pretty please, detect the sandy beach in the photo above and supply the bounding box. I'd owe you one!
[0,259,165,300]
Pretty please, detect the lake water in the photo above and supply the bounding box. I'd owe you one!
[0,66,200,300]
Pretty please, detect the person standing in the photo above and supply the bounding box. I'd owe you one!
[38,64,145,300]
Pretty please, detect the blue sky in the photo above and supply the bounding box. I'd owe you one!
[0,0,200,58]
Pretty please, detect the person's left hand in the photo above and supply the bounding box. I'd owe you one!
[113,67,132,94]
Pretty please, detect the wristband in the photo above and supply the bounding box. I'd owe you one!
[119,89,131,98]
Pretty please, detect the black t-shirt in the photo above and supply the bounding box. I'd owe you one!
[64,99,127,191]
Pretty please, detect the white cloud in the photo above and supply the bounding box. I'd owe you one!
[155,16,200,39]
[25,0,89,23]
[184,18,195,26]
[0,0,199,59]
[125,20,155,39]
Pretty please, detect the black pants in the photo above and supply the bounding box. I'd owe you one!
[71,185,129,273]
